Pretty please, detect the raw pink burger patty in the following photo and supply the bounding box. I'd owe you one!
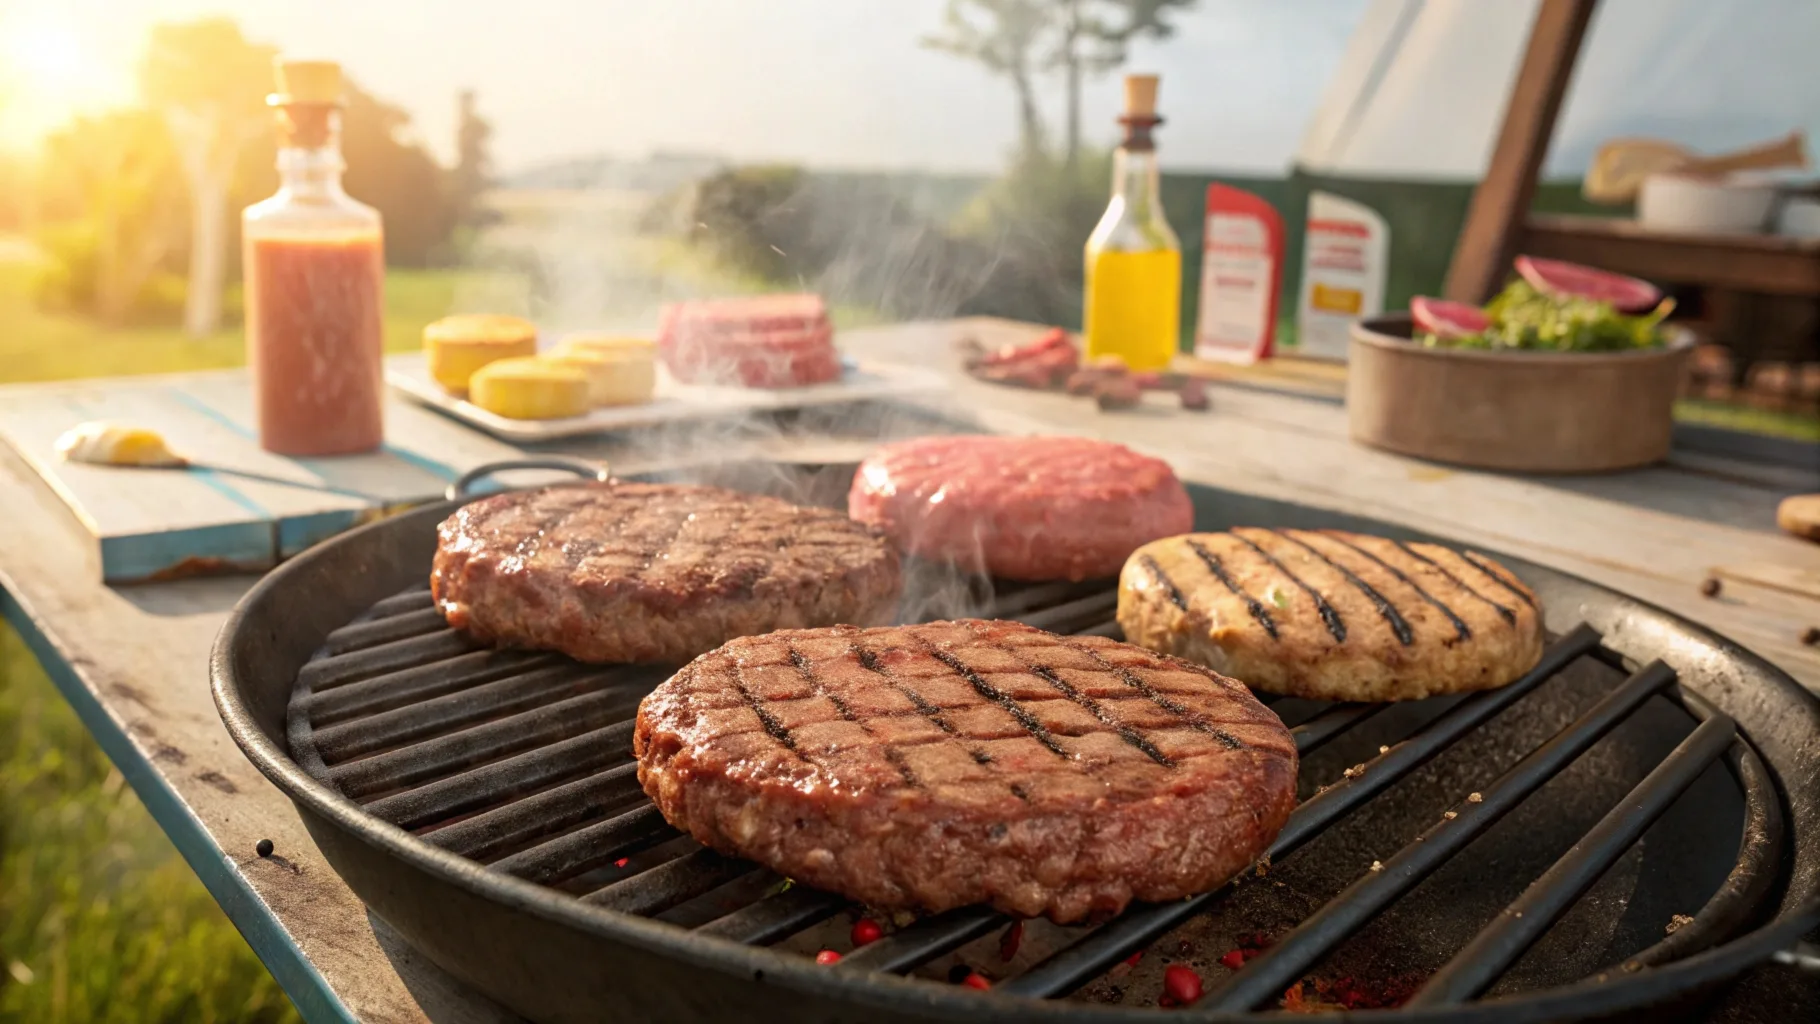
[848,435,1194,581]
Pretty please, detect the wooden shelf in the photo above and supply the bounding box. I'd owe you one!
[1522,214,1820,296]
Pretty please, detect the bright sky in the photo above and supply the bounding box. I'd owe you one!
[0,0,1368,173]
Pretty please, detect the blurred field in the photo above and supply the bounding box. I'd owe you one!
[0,258,485,383]
[0,620,300,1024]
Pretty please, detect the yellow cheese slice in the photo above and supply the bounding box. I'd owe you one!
[468,357,589,420]
[424,314,538,393]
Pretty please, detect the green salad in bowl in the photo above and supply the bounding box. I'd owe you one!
[1411,257,1675,353]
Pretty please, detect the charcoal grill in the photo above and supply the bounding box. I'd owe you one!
[212,458,1820,1023]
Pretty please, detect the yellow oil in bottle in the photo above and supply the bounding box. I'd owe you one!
[1084,248,1181,371]
[1081,73,1181,373]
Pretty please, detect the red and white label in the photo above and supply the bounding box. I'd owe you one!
[1194,184,1283,365]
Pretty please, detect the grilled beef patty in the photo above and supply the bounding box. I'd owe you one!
[432,483,902,665]
[634,619,1297,922]
[847,435,1194,582]
[1119,529,1545,702]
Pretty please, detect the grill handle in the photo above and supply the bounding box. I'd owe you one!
[446,457,611,501]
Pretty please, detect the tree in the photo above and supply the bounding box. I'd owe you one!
[451,89,495,228]
[923,0,1053,159]
[1050,0,1197,164]
[139,18,276,338]
[34,112,189,325]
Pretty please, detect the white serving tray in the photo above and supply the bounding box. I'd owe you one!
[385,352,945,442]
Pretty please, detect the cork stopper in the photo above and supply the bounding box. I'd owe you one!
[1124,74,1159,119]
[270,60,343,107]
[1118,74,1163,151]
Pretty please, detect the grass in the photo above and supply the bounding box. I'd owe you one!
[1675,398,1820,443]
[0,621,299,1024]
[0,261,482,383]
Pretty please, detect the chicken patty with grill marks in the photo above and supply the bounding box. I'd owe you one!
[1118,529,1545,702]
[634,619,1297,923]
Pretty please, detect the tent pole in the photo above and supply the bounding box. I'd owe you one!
[1443,0,1600,304]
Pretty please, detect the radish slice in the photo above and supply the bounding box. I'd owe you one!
[1410,296,1491,338]
[1514,256,1662,313]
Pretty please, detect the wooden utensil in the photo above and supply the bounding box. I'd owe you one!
[1584,131,1809,205]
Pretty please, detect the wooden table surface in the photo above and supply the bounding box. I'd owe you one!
[1,316,1816,1023]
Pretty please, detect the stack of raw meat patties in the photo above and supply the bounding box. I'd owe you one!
[657,293,841,388]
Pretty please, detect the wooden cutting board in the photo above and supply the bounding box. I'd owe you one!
[0,369,520,583]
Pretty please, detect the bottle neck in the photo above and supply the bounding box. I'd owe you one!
[1112,146,1162,220]
[273,105,348,203]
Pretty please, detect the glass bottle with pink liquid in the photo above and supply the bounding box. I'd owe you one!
[242,59,385,456]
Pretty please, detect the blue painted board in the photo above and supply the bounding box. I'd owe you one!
[0,369,521,583]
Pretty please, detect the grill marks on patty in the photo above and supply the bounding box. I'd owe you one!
[635,620,1298,921]
[431,483,901,665]
[682,621,1284,806]
[1182,538,1279,639]
[1118,529,1547,702]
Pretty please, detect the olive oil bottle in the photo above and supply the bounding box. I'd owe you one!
[1083,74,1181,371]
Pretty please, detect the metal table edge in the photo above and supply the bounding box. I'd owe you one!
[0,580,360,1024]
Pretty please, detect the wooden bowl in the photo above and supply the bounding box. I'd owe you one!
[1347,315,1695,473]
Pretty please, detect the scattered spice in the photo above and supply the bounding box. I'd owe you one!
[1285,974,1424,1010]
[815,950,842,965]
[851,918,884,948]
[1253,854,1271,878]
[1343,763,1366,780]
[1177,940,1194,957]
[998,921,1024,962]
[1444,810,1458,820]
[256,839,275,858]
[1666,913,1695,934]
[1095,375,1143,410]
[614,857,629,868]
[1178,378,1209,411]
[1219,950,1246,970]
[1699,577,1722,598]
[962,972,992,990]
[1802,626,1820,647]
[1467,792,1484,803]
[1162,965,1204,1005]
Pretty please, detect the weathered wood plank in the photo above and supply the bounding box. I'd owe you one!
[0,371,524,582]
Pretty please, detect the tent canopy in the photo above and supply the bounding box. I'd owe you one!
[1297,0,1820,181]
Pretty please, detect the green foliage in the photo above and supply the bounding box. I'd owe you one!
[24,15,480,329]
[687,164,814,281]
[0,620,300,1024]
[1419,279,1672,352]
[945,148,1111,325]
[31,110,190,326]
[0,260,492,384]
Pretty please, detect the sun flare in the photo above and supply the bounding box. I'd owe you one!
[3,15,92,94]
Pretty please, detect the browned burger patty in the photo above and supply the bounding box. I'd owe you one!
[431,483,902,665]
[635,619,1297,923]
[1119,529,1545,702]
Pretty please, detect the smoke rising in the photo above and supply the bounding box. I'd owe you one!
[449,165,1027,622]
